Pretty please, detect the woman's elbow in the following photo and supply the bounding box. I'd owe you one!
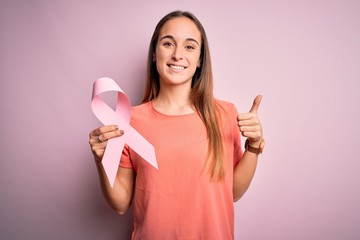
[233,193,243,202]
[117,210,127,215]
[108,200,131,215]
[114,205,130,215]
[233,189,246,202]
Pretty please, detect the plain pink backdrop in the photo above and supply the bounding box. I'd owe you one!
[1,0,359,239]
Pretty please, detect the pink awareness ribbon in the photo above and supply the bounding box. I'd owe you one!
[91,77,158,187]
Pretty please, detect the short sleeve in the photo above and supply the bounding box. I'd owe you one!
[119,144,134,169]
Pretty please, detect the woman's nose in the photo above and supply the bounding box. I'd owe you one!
[172,46,184,60]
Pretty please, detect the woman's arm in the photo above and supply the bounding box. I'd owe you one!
[89,125,135,214]
[95,162,135,214]
[233,96,264,201]
[233,146,259,202]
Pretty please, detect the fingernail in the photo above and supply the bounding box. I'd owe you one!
[115,125,119,130]
[120,130,124,135]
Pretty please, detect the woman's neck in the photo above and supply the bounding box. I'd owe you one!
[153,84,195,115]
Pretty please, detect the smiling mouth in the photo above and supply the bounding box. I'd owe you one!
[168,64,186,70]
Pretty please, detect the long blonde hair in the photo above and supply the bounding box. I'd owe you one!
[142,11,225,180]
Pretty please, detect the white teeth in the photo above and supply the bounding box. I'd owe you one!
[169,65,185,70]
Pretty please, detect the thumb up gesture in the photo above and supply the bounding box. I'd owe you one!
[237,95,264,145]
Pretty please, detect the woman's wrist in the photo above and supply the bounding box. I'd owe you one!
[248,138,262,147]
[245,138,265,155]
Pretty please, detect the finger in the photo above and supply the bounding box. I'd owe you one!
[238,120,260,129]
[237,112,257,121]
[240,131,262,140]
[249,95,263,113]
[239,125,261,133]
[89,129,124,144]
[89,136,107,145]
[89,125,119,137]
[99,130,124,142]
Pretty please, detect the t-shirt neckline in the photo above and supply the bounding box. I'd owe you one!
[150,101,197,118]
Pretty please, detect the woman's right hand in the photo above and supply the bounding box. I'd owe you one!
[89,125,124,162]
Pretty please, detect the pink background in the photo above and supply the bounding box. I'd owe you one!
[1,0,359,239]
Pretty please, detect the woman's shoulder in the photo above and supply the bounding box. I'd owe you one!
[131,101,151,110]
[131,102,152,116]
[215,99,237,114]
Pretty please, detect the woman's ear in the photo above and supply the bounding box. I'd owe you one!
[153,54,156,62]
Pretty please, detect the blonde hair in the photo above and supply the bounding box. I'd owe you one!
[142,11,225,180]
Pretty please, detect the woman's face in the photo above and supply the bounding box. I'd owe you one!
[154,16,202,88]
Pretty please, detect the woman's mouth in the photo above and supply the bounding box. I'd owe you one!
[168,64,186,70]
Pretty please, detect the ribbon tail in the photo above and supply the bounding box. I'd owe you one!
[126,126,158,169]
[102,136,125,187]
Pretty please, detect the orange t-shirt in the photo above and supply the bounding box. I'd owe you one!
[120,100,242,240]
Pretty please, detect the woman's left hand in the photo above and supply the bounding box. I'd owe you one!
[237,95,263,146]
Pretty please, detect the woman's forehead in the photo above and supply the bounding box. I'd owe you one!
[159,17,201,43]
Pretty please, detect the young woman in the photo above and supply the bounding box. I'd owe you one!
[89,10,264,239]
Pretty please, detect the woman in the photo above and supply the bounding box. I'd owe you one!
[89,10,264,239]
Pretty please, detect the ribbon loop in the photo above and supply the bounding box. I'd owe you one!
[91,77,158,187]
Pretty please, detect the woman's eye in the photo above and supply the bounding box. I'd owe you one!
[186,45,195,50]
[163,42,173,47]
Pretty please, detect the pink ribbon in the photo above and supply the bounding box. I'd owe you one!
[91,77,158,187]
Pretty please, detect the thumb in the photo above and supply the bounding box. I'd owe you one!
[249,95,263,113]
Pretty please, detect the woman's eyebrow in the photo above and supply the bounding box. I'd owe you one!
[159,35,200,46]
